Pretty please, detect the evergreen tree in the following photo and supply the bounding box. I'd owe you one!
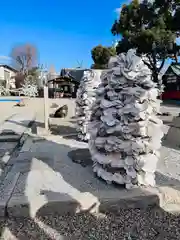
[112,0,180,84]
[91,45,116,69]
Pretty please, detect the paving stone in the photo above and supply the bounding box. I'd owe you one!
[0,165,12,183]
[7,187,163,218]
[8,151,54,166]
[0,135,20,142]
[159,186,180,204]
[0,170,20,216]
[6,167,163,217]
[0,195,10,217]
[163,127,180,149]
[171,116,180,128]
[0,150,7,158]
[20,137,33,152]
[8,193,79,218]
[98,187,162,213]
[0,142,18,151]
[163,203,180,213]
[12,159,55,173]
[7,152,32,165]
[7,194,33,217]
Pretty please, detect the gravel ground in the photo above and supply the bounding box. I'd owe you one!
[0,207,180,240]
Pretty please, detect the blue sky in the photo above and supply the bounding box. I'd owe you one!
[0,0,121,72]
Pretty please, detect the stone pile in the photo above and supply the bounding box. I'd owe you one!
[89,49,163,189]
[76,70,102,141]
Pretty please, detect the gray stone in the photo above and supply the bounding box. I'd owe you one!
[0,135,20,142]
[8,193,79,217]
[0,171,20,196]
[20,137,33,152]
[0,195,10,216]
[163,203,180,213]
[0,154,11,168]
[0,171,20,216]
[12,159,54,173]
[7,152,32,165]
[163,127,180,148]
[7,195,31,217]
[0,142,18,151]
[171,116,180,128]
[0,165,12,183]
[98,187,162,213]
[8,151,54,166]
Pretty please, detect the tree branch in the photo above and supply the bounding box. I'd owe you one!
[158,58,165,72]
[142,60,154,71]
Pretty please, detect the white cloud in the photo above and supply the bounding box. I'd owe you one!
[115,7,121,15]
[0,56,10,60]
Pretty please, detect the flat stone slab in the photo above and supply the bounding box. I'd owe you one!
[7,151,55,166]
[4,136,180,217]
[0,169,20,216]
[5,165,163,217]
[171,116,180,128]
[0,142,18,151]
[7,183,162,218]
[163,127,180,149]
[163,203,180,213]
[0,135,20,142]
[0,142,18,158]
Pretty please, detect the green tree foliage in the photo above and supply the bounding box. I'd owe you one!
[91,45,116,69]
[111,0,180,83]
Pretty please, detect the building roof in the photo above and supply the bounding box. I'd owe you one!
[0,64,18,72]
[48,76,77,84]
[163,63,180,77]
[60,68,88,82]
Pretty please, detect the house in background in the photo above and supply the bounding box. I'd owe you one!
[162,63,180,100]
[47,68,88,98]
[0,65,17,89]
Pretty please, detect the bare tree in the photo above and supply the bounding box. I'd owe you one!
[10,43,38,75]
[11,43,38,88]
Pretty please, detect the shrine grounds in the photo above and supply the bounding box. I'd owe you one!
[0,97,180,239]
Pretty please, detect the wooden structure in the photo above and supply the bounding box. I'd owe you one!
[162,63,180,100]
[48,75,79,99]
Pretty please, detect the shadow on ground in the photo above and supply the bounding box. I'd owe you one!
[0,121,180,239]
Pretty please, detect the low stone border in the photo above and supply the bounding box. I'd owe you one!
[1,178,180,217]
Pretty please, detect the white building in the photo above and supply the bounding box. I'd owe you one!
[0,65,17,89]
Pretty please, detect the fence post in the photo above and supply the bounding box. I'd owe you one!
[44,85,49,130]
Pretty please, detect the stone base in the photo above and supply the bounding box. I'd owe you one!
[6,185,162,218]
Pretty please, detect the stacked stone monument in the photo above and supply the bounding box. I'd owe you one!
[76,70,102,141]
[89,49,163,189]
